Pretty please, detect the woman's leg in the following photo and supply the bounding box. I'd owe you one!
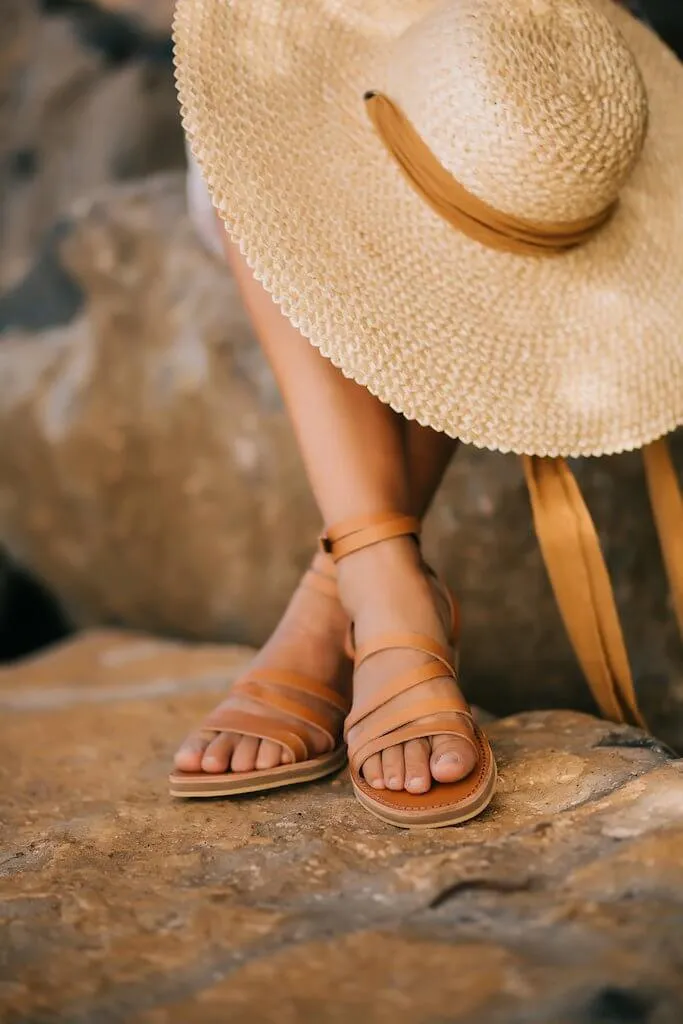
[175,201,462,785]
[406,421,458,519]
[174,427,454,777]
[174,424,454,778]
[212,244,476,792]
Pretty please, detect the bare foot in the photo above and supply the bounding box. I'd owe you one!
[338,538,478,793]
[174,554,350,773]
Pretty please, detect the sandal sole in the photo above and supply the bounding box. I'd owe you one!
[350,728,497,829]
[169,745,347,798]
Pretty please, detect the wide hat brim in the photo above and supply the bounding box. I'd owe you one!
[174,0,683,457]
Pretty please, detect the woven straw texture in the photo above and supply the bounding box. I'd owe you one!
[174,0,683,457]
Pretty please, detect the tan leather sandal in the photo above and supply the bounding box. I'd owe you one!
[322,512,497,829]
[169,561,350,797]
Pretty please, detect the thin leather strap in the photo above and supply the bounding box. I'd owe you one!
[354,632,454,672]
[423,563,460,641]
[364,92,616,257]
[522,455,646,729]
[348,693,474,751]
[349,705,476,773]
[320,513,420,562]
[344,659,455,735]
[232,681,337,750]
[201,708,309,761]
[246,667,349,714]
[350,714,478,774]
[344,567,460,661]
[642,438,683,638]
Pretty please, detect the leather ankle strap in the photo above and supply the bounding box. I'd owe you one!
[320,513,420,563]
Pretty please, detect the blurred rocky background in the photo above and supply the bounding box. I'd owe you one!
[1,0,182,658]
[1,0,682,745]
[3,4,683,1021]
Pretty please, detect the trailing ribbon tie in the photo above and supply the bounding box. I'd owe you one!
[523,441,683,731]
[643,439,683,638]
[364,91,617,257]
[523,455,646,728]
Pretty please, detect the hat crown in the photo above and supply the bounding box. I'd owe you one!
[384,0,648,223]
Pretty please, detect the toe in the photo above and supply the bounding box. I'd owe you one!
[404,738,432,794]
[255,739,285,771]
[230,735,260,773]
[200,732,235,773]
[362,753,385,789]
[381,745,405,790]
[174,731,213,771]
[430,733,477,784]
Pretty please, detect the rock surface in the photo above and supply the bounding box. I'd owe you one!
[1,631,683,1022]
[1,172,682,748]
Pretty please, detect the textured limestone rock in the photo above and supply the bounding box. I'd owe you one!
[1,172,682,749]
[0,1,183,291]
[0,174,316,653]
[1,631,683,1022]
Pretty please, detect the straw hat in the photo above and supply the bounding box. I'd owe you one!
[173,0,683,459]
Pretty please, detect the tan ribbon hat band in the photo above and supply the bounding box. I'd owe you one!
[366,88,679,729]
[370,88,679,729]
[364,92,617,258]
[366,91,681,730]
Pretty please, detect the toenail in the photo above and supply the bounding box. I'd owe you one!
[387,777,401,789]
[437,753,462,765]
[370,779,385,789]
[407,777,424,790]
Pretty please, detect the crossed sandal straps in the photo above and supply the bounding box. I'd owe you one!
[321,512,497,828]
[169,561,350,798]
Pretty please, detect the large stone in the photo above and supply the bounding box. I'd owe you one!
[0,174,315,650]
[1,172,682,748]
[1,631,683,1021]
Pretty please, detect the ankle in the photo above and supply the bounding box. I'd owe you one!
[336,536,425,618]
[310,550,336,579]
